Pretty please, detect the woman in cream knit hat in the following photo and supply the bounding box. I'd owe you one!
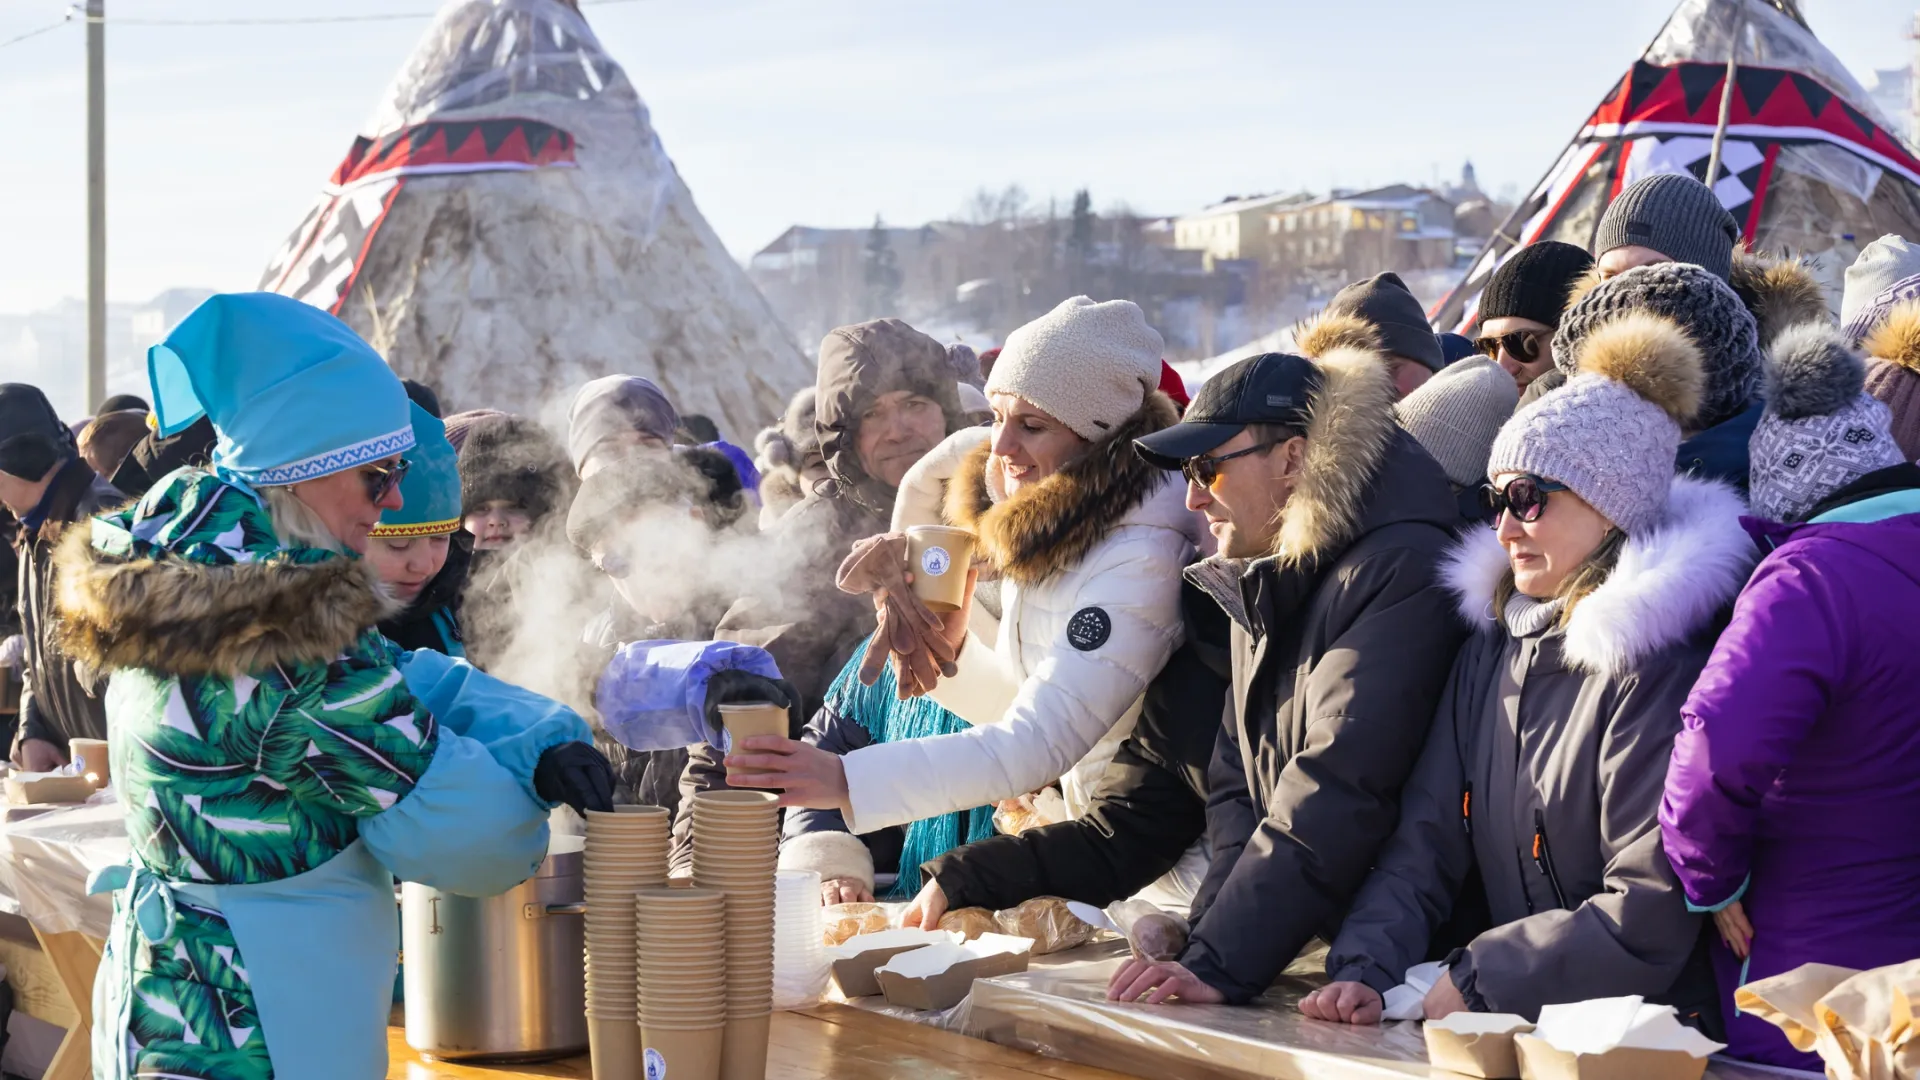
[1305,310,1753,1030]
[730,296,1208,907]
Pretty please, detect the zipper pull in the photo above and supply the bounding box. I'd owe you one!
[1533,808,1571,910]
[1461,783,1472,836]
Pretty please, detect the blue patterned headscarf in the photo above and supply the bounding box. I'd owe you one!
[148,293,412,487]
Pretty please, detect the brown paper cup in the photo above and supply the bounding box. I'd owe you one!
[906,524,976,612]
[718,702,788,766]
[642,1026,725,1080]
[588,1016,644,1080]
[68,738,110,788]
[719,1013,772,1080]
[691,790,780,811]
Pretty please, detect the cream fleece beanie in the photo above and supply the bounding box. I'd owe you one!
[986,296,1164,439]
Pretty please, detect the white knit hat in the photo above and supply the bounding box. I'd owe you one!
[986,296,1164,439]
[1843,235,1920,331]
[1488,312,1704,534]
[1395,356,1520,487]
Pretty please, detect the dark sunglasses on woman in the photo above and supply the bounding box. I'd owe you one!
[1483,473,1568,523]
[361,458,411,506]
[1181,441,1278,489]
[1474,329,1543,365]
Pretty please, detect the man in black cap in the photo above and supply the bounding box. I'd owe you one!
[1109,345,1463,1006]
[1318,272,1446,398]
[0,384,123,770]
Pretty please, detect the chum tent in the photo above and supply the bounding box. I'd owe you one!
[260,0,810,438]
[1433,0,1920,332]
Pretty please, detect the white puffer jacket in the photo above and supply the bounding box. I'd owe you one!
[839,397,1201,835]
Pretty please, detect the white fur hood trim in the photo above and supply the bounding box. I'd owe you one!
[1439,475,1756,677]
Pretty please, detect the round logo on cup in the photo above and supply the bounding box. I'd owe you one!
[644,1047,666,1080]
[920,545,952,577]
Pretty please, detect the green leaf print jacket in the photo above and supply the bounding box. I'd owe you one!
[54,471,590,1080]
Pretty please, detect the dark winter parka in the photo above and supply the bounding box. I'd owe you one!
[1326,475,1755,1023]
[1176,313,1467,1003]
[15,456,123,747]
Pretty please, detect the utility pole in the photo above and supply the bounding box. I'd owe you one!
[86,0,106,412]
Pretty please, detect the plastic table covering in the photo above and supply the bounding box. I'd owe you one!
[0,794,128,939]
[844,939,1817,1080]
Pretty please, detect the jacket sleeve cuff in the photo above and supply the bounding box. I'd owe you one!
[1685,874,1749,914]
[1446,947,1491,1013]
[926,631,1019,727]
[890,428,991,533]
[18,694,53,745]
[1331,963,1401,999]
[397,649,591,804]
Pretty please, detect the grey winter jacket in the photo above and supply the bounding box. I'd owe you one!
[1326,475,1755,1022]
[15,457,122,749]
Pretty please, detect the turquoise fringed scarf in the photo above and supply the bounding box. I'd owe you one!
[825,638,996,899]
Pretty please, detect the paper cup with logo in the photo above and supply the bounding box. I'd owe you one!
[641,1027,724,1080]
[67,738,110,788]
[905,524,976,612]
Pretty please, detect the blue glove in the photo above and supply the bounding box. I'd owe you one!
[595,639,783,752]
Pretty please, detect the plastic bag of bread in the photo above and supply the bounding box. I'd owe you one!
[937,907,1000,941]
[821,902,893,946]
[993,897,1095,956]
[1105,898,1189,961]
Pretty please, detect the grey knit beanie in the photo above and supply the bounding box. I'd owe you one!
[1842,235,1920,334]
[1749,323,1906,523]
[1395,356,1519,487]
[1553,262,1760,431]
[1490,312,1704,534]
[988,296,1163,439]
[1594,173,1739,281]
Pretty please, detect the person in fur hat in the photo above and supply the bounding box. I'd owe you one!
[1098,313,1465,1006]
[453,412,576,670]
[1303,310,1752,1030]
[1662,325,1920,1070]
[727,296,1206,908]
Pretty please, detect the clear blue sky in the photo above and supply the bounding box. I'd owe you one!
[0,0,1913,314]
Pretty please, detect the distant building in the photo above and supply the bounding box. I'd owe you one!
[0,288,215,419]
[1866,63,1918,149]
[1172,192,1313,265]
[1267,185,1458,282]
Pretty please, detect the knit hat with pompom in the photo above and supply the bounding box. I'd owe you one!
[1488,312,1704,534]
[1749,322,1905,523]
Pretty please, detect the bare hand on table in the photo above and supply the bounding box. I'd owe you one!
[12,737,66,773]
[1714,899,1754,960]
[1107,958,1225,1005]
[822,877,874,905]
[1422,969,1468,1020]
[725,736,850,813]
[901,878,947,929]
[1297,981,1384,1024]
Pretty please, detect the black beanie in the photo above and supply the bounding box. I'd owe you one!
[1327,273,1444,372]
[1477,241,1596,329]
[0,383,73,481]
[98,393,150,415]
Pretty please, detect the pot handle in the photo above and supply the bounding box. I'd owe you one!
[525,902,588,919]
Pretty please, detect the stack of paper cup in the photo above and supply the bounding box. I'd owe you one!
[636,887,727,1080]
[773,869,829,1009]
[690,790,778,1080]
[583,805,669,1080]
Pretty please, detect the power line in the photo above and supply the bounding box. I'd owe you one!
[0,6,74,49]
[0,0,647,44]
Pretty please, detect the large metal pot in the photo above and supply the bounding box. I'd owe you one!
[402,833,587,1061]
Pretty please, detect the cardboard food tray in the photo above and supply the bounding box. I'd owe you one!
[1515,1033,1712,1080]
[829,930,962,999]
[1424,1014,1533,1078]
[877,938,1033,1013]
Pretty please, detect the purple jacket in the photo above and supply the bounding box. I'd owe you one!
[1661,496,1920,1069]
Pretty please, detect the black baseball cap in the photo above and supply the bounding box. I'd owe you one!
[1134,352,1322,469]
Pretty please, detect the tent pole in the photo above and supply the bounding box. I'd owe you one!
[1706,12,1746,188]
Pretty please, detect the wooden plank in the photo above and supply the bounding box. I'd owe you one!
[32,930,102,1080]
[386,1007,1135,1080]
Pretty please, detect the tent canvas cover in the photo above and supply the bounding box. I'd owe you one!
[1433,0,1920,332]
[260,0,809,438]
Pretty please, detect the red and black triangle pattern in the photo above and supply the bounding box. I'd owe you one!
[328,117,578,188]
[1586,59,1920,180]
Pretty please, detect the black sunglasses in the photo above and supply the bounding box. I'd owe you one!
[361,458,411,506]
[1483,474,1569,523]
[1182,442,1278,488]
[1474,329,1543,365]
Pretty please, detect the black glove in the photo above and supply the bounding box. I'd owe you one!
[533,742,616,815]
[702,670,804,740]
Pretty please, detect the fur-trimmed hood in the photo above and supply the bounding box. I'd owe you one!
[941,392,1184,585]
[55,473,399,677]
[1439,475,1754,677]
[1864,299,1920,373]
[1731,250,1831,347]
[1276,310,1402,564]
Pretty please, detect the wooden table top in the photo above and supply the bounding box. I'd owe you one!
[385,1004,1136,1080]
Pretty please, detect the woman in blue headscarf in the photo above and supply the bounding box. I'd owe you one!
[55,293,614,1080]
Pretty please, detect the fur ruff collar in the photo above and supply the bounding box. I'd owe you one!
[1440,475,1753,677]
[1865,300,1920,374]
[1278,311,1401,565]
[55,523,398,678]
[942,393,1178,585]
